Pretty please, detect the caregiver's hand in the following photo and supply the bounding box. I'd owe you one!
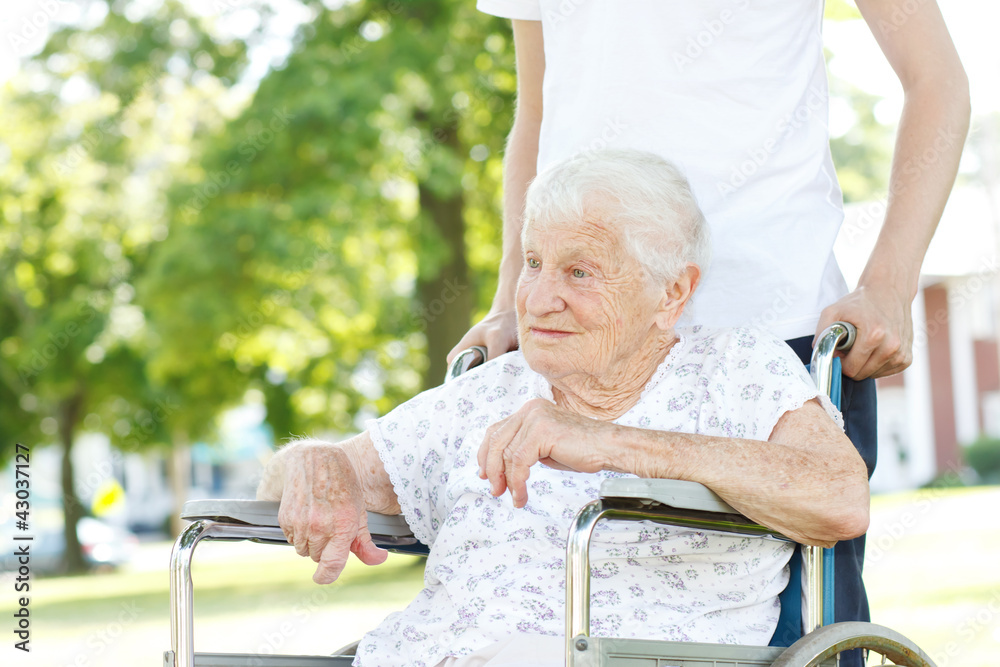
[448,305,519,364]
[815,281,913,380]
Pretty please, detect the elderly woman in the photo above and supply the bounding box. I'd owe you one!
[257,148,869,667]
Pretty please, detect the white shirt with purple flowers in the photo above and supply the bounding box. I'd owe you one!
[356,326,842,667]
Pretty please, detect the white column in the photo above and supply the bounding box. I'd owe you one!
[905,287,938,485]
[949,279,981,448]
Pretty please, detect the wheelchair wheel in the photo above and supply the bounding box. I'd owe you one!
[330,639,359,657]
[771,622,936,667]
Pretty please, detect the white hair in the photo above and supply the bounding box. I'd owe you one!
[522,148,711,285]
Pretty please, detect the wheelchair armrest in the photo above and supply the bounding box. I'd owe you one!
[182,499,283,526]
[597,478,788,541]
[600,478,737,514]
[180,500,419,546]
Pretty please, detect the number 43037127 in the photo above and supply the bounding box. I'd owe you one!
[15,443,30,522]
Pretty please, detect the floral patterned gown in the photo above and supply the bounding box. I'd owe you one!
[355,326,842,667]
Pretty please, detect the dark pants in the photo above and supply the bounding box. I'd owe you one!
[786,336,876,667]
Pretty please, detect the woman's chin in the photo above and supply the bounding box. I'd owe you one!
[523,347,571,379]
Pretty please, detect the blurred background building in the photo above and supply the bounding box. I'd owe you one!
[840,180,1000,492]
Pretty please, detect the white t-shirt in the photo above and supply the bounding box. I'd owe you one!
[355,327,842,667]
[477,0,849,340]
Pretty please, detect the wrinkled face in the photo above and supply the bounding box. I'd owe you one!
[517,215,668,384]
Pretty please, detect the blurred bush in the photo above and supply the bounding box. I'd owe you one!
[963,435,1000,484]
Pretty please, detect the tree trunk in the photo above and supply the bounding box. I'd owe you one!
[417,182,472,390]
[59,391,87,574]
[166,431,191,538]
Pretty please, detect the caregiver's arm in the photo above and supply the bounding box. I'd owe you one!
[478,398,869,548]
[257,433,400,584]
[447,19,544,363]
[816,0,970,380]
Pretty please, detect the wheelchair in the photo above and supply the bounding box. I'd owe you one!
[164,323,936,667]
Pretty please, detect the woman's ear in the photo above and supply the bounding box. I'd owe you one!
[654,263,701,331]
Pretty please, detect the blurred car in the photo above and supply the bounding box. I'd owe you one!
[0,516,138,574]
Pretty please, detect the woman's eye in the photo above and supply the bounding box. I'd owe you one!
[527,258,540,268]
[572,268,588,278]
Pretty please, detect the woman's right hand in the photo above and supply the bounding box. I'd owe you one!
[257,440,388,584]
[447,306,519,364]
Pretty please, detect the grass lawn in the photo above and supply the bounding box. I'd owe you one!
[0,542,426,666]
[2,486,997,666]
[863,485,1000,665]
[19,545,425,628]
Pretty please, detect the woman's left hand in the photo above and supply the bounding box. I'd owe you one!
[477,399,614,508]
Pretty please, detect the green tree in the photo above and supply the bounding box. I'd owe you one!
[145,0,516,441]
[0,0,253,570]
[823,4,895,203]
[828,78,894,204]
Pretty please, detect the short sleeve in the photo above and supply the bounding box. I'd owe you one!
[710,328,844,442]
[366,388,455,546]
[756,333,843,435]
[477,0,542,20]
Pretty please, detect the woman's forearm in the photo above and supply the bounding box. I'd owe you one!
[607,401,870,547]
[478,398,869,547]
[341,433,401,516]
[859,78,971,297]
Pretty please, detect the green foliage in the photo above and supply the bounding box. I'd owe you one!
[820,7,896,205]
[145,0,515,435]
[964,436,1000,484]
[0,0,258,569]
[0,1,258,459]
[828,78,894,204]
[0,0,260,451]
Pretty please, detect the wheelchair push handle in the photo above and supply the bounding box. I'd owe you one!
[828,320,857,352]
[809,320,857,409]
[446,345,488,383]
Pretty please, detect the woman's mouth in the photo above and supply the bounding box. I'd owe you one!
[529,327,575,338]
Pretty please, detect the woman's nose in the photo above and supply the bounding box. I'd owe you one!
[524,270,566,317]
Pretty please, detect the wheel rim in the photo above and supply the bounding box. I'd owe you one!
[772,622,936,667]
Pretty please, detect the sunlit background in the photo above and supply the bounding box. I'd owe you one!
[1,0,999,665]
